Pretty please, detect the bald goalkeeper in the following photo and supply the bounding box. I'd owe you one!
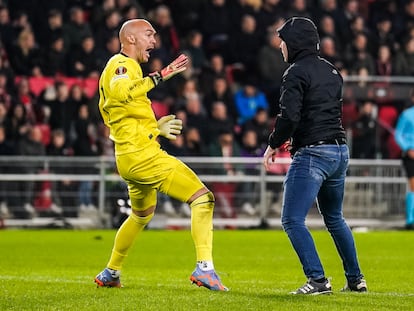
[94,19,228,291]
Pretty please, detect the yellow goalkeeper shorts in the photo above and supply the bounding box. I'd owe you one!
[115,142,206,211]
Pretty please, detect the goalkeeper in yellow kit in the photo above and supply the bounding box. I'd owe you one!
[94,19,228,291]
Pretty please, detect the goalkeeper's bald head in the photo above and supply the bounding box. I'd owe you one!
[119,19,156,63]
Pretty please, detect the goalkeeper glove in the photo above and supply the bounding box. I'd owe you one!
[149,54,189,86]
[157,114,183,140]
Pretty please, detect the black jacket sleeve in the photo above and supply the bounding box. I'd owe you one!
[268,116,297,149]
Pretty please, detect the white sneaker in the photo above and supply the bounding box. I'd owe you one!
[24,203,36,217]
[180,203,191,217]
[241,202,256,216]
[162,201,176,216]
[268,202,282,216]
[0,202,10,218]
[49,204,63,215]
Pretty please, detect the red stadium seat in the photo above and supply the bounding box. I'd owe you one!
[152,100,169,119]
[16,76,99,99]
[342,101,359,128]
[378,105,398,129]
[82,77,99,98]
[28,77,54,97]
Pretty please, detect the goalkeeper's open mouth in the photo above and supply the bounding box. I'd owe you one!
[145,48,154,59]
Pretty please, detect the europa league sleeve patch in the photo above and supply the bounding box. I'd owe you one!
[115,66,127,75]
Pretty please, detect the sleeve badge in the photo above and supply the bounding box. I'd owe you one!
[115,66,127,75]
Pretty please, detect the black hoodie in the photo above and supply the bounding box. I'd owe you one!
[278,17,320,64]
[268,17,346,153]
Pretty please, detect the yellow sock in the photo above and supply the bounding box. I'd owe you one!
[107,212,153,270]
[190,192,214,261]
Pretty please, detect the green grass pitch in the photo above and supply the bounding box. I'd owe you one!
[0,229,413,310]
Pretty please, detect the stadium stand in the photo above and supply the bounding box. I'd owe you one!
[0,0,413,225]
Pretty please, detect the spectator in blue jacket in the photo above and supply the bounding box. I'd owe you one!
[234,77,269,125]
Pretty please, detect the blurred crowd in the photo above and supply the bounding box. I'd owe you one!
[0,0,413,217]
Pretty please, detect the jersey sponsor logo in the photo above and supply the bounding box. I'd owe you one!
[112,74,128,81]
[115,66,127,75]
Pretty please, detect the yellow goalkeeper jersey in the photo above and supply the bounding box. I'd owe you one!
[98,53,160,155]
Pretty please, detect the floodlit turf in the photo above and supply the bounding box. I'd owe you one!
[0,228,413,311]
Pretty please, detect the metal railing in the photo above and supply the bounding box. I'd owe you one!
[0,156,407,229]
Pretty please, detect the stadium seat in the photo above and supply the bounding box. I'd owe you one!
[82,77,99,98]
[342,101,359,128]
[378,105,398,125]
[152,100,169,119]
[28,77,54,97]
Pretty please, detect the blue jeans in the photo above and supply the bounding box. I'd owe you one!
[79,181,93,206]
[281,144,363,282]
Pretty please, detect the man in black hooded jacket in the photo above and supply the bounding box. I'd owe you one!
[263,17,367,295]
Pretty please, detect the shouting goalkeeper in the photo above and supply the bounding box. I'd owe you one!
[94,19,228,291]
